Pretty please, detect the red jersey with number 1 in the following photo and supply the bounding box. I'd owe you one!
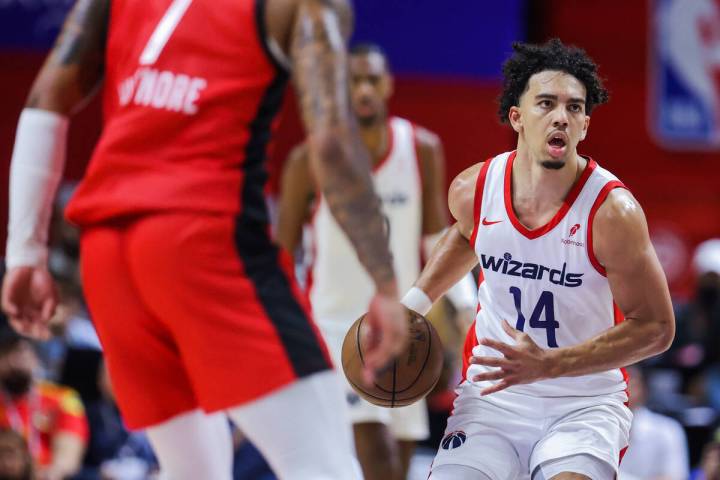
[66,0,288,226]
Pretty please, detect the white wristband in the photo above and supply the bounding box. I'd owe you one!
[401,287,433,316]
[6,109,69,269]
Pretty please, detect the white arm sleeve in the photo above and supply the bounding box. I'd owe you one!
[422,229,478,311]
[5,109,69,269]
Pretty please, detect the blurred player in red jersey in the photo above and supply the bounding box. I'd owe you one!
[0,331,87,480]
[1,0,408,478]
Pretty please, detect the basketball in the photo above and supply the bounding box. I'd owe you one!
[341,308,444,408]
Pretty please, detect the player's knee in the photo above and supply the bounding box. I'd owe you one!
[429,464,494,480]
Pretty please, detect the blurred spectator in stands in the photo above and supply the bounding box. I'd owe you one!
[0,329,87,480]
[0,428,34,480]
[690,430,720,480]
[668,239,720,409]
[620,365,689,480]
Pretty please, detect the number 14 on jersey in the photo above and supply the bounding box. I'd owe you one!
[508,287,560,348]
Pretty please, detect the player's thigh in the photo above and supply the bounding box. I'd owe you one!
[126,212,333,411]
[430,386,537,480]
[429,464,494,480]
[228,370,360,480]
[430,416,522,480]
[532,454,613,480]
[530,401,631,478]
[80,224,197,429]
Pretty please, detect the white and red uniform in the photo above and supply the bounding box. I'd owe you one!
[309,116,429,439]
[65,0,332,430]
[431,151,633,479]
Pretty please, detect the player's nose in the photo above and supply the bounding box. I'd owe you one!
[551,106,569,127]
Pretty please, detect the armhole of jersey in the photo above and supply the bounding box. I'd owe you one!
[468,159,492,248]
[254,0,292,74]
[586,180,627,276]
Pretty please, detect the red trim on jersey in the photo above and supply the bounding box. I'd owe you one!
[372,120,395,173]
[468,159,493,247]
[504,152,597,240]
[460,320,479,383]
[586,180,627,276]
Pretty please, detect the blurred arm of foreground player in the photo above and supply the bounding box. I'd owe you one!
[1,0,109,339]
[268,0,407,376]
[469,188,676,395]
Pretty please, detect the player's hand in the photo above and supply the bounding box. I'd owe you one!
[362,289,408,385]
[468,320,550,395]
[1,266,57,340]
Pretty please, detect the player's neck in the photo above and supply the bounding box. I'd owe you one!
[359,119,390,167]
[511,141,586,226]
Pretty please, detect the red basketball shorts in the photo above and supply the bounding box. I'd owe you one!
[79,212,332,429]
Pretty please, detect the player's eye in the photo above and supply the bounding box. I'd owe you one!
[568,104,582,112]
[539,100,552,108]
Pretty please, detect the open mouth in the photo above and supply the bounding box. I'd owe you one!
[547,134,567,157]
[549,137,566,147]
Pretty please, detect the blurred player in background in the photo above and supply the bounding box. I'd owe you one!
[400,39,676,479]
[276,43,477,480]
[1,0,409,479]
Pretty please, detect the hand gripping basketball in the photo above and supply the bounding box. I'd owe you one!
[341,307,444,407]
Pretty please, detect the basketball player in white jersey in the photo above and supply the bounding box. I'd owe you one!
[399,39,676,479]
[276,43,477,480]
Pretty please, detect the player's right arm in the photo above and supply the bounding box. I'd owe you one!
[268,0,406,376]
[404,164,481,315]
[26,0,108,114]
[2,0,109,339]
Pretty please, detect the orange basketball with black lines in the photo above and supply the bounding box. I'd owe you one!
[341,308,443,407]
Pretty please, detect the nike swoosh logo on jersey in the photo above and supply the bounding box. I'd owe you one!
[482,217,503,226]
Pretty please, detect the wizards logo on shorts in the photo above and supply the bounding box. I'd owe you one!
[650,0,720,149]
[441,431,467,450]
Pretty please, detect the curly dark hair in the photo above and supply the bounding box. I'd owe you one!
[498,38,609,123]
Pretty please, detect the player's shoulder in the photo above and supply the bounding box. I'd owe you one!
[448,161,485,227]
[594,187,644,231]
[409,122,442,151]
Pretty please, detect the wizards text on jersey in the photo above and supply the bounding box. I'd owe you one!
[480,252,584,287]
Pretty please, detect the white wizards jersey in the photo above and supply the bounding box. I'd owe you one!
[310,117,422,333]
[466,150,628,398]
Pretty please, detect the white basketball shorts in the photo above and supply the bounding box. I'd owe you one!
[430,381,632,479]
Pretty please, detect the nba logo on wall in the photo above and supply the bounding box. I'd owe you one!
[650,0,720,149]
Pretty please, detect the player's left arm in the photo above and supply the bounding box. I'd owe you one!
[415,126,448,236]
[470,189,675,394]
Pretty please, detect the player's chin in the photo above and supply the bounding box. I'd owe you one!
[356,112,380,127]
[540,158,566,170]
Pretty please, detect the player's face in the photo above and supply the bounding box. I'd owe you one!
[350,53,393,127]
[510,70,590,170]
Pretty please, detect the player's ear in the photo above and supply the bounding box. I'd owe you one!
[508,106,522,133]
[579,115,590,141]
